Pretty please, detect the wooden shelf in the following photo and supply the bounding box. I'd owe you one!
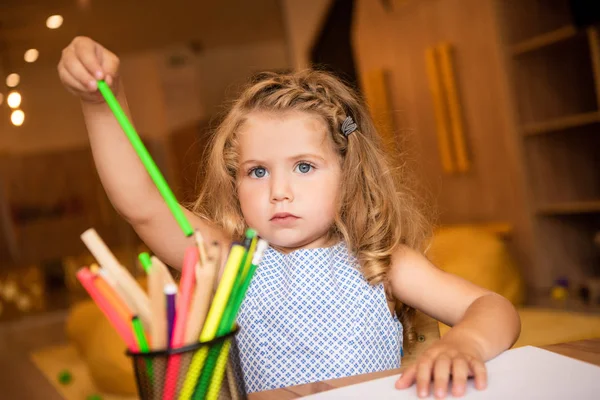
[511,25,578,56]
[522,111,600,136]
[537,201,600,216]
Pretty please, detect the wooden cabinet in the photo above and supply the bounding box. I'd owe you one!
[353,0,600,290]
[355,0,600,291]
[353,0,534,264]
[356,0,529,223]
[496,0,600,289]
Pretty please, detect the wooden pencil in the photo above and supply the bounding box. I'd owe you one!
[151,256,177,288]
[194,229,209,268]
[80,228,152,330]
[183,242,221,345]
[147,256,167,398]
[148,258,167,350]
[226,358,241,400]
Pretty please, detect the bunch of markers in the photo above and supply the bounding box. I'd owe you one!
[77,228,266,399]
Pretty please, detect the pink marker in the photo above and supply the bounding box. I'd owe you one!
[163,246,198,400]
[77,268,138,351]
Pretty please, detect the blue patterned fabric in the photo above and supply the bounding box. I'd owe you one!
[233,241,403,393]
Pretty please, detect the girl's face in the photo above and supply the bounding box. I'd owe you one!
[237,111,342,252]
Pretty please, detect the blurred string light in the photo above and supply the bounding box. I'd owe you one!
[6,73,20,87]
[11,110,25,126]
[24,49,39,63]
[0,17,52,126]
[46,15,63,29]
[7,92,22,109]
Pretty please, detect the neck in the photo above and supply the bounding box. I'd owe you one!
[271,233,341,254]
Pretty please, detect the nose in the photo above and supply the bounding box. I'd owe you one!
[270,172,293,203]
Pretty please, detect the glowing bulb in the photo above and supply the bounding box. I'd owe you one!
[7,92,22,109]
[24,49,39,63]
[11,110,25,126]
[46,15,63,29]
[6,73,20,88]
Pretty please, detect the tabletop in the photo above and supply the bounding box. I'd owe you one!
[248,338,600,399]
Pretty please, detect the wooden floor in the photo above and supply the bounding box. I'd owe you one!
[0,311,68,399]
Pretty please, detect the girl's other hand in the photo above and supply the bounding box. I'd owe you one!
[395,339,487,398]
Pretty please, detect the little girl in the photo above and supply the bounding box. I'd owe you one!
[58,36,520,399]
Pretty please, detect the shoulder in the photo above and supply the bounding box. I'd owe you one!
[387,244,441,298]
[389,245,430,275]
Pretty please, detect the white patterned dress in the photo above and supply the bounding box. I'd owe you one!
[232,241,403,393]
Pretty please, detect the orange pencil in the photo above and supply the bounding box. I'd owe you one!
[95,269,133,322]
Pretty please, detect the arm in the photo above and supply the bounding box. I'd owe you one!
[390,246,520,398]
[83,95,229,267]
[59,37,230,268]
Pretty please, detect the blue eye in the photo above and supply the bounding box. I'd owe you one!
[249,167,268,178]
[295,163,313,174]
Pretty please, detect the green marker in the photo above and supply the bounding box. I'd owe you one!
[131,316,154,382]
[132,316,150,351]
[220,229,257,329]
[138,252,152,274]
[97,80,193,237]
[227,238,269,329]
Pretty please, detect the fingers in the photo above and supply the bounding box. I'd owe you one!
[101,51,120,85]
[57,62,88,94]
[396,352,488,399]
[450,356,470,397]
[469,357,487,391]
[433,355,451,399]
[395,365,416,389]
[73,39,105,81]
[416,356,434,398]
[61,55,97,91]
[58,36,120,96]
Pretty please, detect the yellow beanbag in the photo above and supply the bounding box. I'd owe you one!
[429,226,600,348]
[427,226,525,306]
[66,300,137,395]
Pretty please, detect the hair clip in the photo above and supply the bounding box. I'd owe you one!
[341,116,357,137]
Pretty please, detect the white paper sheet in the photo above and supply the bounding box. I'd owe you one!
[301,346,600,399]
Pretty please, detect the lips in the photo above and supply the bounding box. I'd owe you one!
[270,212,299,221]
[270,212,300,226]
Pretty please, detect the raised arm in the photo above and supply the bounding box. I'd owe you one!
[59,36,230,267]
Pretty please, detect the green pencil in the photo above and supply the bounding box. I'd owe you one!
[97,80,194,237]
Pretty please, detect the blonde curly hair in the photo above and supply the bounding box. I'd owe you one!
[192,69,430,347]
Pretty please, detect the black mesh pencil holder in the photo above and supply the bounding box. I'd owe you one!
[126,329,246,400]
